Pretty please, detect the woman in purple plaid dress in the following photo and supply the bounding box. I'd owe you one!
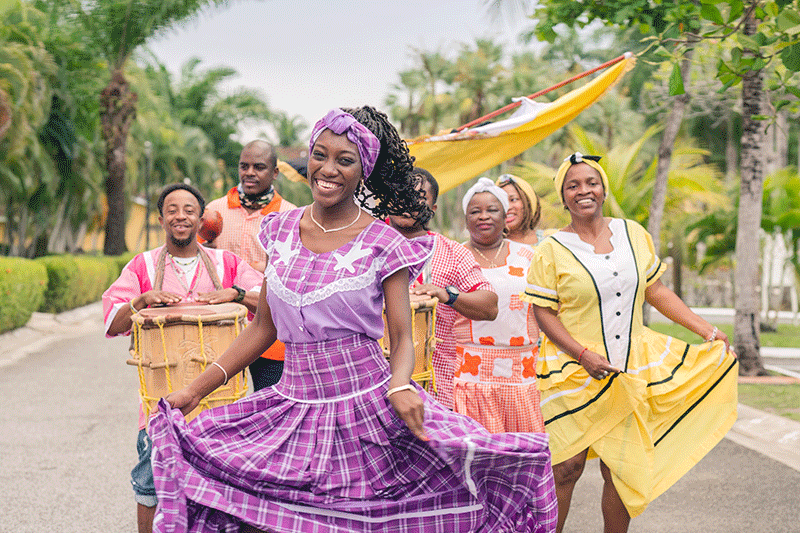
[148,106,557,533]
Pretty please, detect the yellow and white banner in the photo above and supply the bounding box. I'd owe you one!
[407,54,636,193]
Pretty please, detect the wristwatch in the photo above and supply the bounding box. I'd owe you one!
[231,285,246,303]
[444,285,460,306]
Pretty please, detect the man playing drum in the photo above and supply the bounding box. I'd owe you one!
[102,183,263,533]
[388,167,498,409]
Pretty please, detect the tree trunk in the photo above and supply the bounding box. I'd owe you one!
[643,49,693,326]
[47,197,69,254]
[733,10,767,375]
[775,110,788,169]
[100,69,137,256]
[647,48,693,253]
[671,231,683,300]
[5,197,15,255]
[725,108,738,183]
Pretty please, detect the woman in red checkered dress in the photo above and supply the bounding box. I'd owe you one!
[453,177,545,433]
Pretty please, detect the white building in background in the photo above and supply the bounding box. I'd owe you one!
[762,230,799,325]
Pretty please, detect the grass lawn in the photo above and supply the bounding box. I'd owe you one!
[648,322,800,348]
[738,382,800,423]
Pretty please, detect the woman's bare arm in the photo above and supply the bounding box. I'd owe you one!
[645,280,730,351]
[384,268,428,441]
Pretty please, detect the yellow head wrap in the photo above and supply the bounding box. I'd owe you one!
[496,174,540,218]
[553,152,609,205]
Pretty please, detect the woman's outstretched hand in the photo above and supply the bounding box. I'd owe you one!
[163,388,201,417]
[580,350,622,380]
[389,389,429,442]
[713,328,735,357]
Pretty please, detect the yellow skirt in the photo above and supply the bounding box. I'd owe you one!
[537,327,738,517]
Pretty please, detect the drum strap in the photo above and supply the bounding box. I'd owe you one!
[153,247,224,292]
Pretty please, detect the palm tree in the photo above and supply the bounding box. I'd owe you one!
[272,111,307,148]
[127,63,219,200]
[415,49,453,135]
[65,0,229,255]
[160,56,273,187]
[386,68,426,137]
[0,7,57,257]
[452,39,505,124]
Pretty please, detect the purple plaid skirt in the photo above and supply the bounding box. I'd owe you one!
[149,334,557,532]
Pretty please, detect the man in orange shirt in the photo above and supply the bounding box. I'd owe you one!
[204,140,296,390]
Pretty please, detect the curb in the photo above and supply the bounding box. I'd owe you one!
[0,302,104,368]
[728,403,800,472]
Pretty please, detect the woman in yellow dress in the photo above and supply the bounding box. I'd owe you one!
[522,153,738,532]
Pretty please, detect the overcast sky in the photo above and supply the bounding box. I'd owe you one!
[147,0,535,140]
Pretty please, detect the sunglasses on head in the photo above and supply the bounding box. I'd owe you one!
[497,174,517,187]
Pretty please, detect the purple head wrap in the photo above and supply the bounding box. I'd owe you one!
[309,108,381,179]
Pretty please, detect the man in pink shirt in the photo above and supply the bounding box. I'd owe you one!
[203,140,296,390]
[102,183,263,533]
[388,168,498,409]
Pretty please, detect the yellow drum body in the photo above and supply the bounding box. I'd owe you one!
[382,295,438,392]
[127,303,248,421]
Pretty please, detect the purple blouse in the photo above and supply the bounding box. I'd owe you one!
[259,208,433,344]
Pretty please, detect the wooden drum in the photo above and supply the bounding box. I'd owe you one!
[127,302,248,421]
[382,295,438,393]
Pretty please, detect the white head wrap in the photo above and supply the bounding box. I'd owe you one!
[462,177,509,214]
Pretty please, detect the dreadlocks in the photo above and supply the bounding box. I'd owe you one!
[343,106,433,227]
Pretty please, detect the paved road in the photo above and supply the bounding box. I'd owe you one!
[0,329,137,532]
[1,305,799,532]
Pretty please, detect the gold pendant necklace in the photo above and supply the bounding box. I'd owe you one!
[471,239,506,268]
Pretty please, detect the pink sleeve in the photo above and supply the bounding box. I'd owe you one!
[101,255,148,337]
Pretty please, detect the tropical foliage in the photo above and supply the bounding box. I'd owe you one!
[0,0,299,257]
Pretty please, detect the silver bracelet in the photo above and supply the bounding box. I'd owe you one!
[706,326,718,343]
[212,361,229,385]
[386,384,415,398]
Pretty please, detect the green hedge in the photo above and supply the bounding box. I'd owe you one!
[35,254,123,313]
[0,253,133,334]
[0,257,48,333]
[75,256,119,308]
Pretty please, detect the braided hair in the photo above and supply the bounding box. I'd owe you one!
[343,106,433,227]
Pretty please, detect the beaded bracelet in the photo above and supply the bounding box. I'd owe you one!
[706,326,718,343]
[212,361,229,385]
[386,384,415,398]
[577,347,588,363]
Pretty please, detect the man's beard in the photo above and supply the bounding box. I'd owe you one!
[169,234,194,248]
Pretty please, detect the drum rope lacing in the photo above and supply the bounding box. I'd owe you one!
[132,320,150,417]
[130,308,248,420]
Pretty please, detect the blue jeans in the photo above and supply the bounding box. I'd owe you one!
[131,428,157,507]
